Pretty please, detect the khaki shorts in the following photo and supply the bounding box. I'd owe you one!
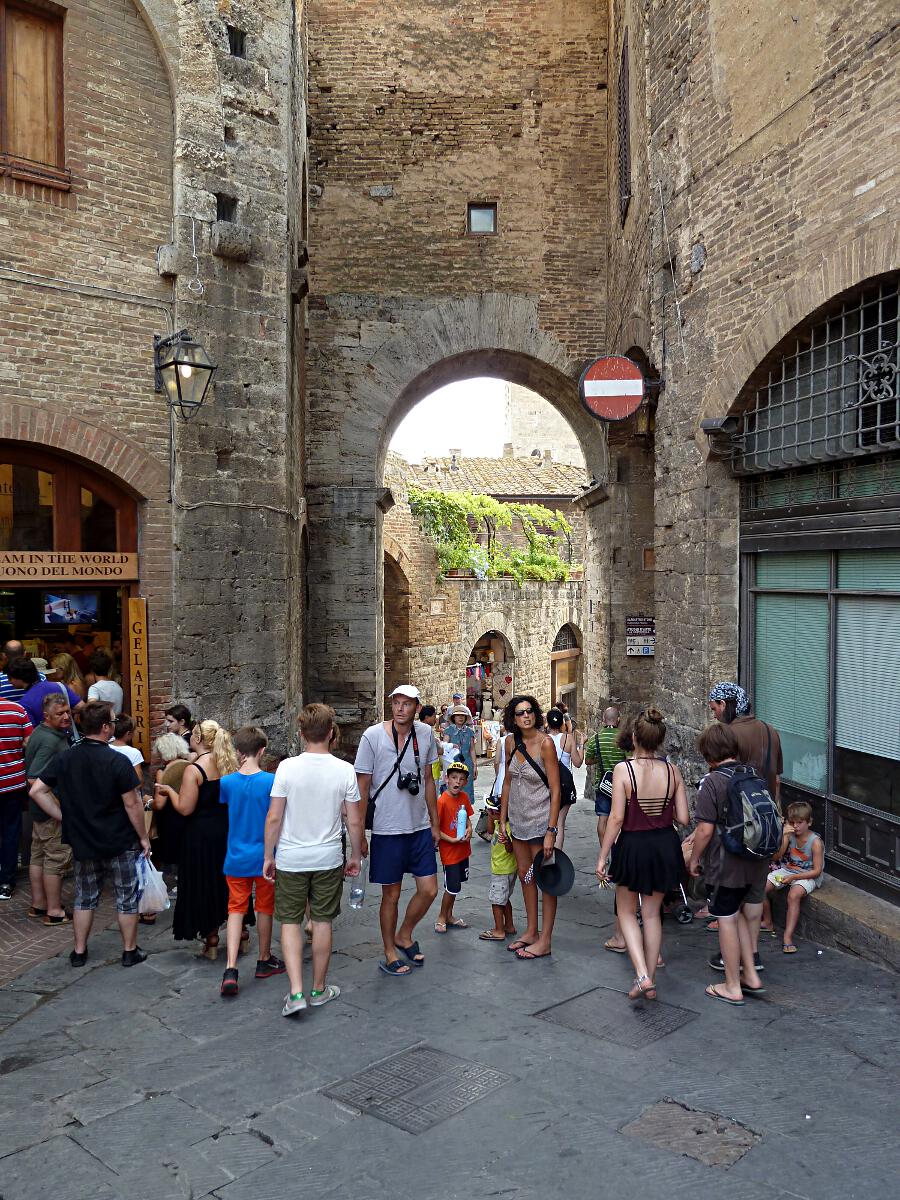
[488,871,517,906]
[768,870,822,895]
[275,865,343,924]
[30,819,72,876]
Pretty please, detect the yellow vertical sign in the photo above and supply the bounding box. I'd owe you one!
[128,598,151,761]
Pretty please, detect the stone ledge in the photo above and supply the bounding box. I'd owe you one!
[771,875,900,973]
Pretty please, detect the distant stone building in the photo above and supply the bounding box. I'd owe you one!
[383,451,588,719]
[504,383,586,468]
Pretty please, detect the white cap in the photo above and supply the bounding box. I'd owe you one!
[389,684,421,701]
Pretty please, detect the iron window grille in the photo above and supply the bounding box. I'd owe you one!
[617,29,631,225]
[731,276,900,475]
[740,453,900,513]
[552,624,579,652]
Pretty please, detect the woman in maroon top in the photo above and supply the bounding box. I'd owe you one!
[596,708,689,1000]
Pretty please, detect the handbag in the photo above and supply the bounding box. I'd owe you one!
[594,730,614,801]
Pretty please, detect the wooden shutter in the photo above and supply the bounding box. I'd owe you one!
[1,1,66,179]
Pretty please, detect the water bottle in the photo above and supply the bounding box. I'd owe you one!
[456,804,468,841]
[349,859,366,909]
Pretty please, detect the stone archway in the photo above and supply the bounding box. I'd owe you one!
[383,549,412,712]
[306,294,613,737]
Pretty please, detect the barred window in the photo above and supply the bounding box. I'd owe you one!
[732,276,900,474]
[552,624,579,652]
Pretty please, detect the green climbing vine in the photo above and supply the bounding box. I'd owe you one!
[407,486,580,584]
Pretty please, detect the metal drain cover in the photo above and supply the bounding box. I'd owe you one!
[323,1044,512,1134]
[622,1099,760,1166]
[535,986,697,1047]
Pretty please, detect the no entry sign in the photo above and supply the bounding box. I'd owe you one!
[579,356,645,421]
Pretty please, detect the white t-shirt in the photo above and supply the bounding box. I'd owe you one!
[88,679,124,715]
[111,742,143,768]
[271,752,360,871]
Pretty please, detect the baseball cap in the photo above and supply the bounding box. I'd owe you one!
[446,760,470,776]
[389,684,421,701]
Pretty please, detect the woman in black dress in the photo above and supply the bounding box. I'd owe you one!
[596,708,689,1000]
[156,719,238,959]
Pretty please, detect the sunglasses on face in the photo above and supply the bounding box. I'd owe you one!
[514,706,534,717]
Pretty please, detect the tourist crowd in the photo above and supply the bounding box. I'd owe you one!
[0,635,825,1014]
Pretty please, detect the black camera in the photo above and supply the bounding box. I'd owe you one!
[397,772,420,795]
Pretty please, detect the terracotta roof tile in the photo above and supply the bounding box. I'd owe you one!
[393,454,590,498]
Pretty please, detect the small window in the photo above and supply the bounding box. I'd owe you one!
[0,0,69,187]
[216,193,237,222]
[0,464,54,550]
[80,487,117,553]
[226,25,246,57]
[467,202,497,236]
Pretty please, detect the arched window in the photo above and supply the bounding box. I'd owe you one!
[552,623,579,652]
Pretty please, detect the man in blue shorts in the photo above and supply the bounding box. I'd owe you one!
[355,685,439,976]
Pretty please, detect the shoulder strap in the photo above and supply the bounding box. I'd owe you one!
[624,758,637,799]
[191,762,209,783]
[763,722,772,777]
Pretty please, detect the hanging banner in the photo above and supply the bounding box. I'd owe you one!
[127,598,151,760]
[492,663,514,707]
[0,551,139,583]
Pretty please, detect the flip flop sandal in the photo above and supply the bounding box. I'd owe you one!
[26,907,47,920]
[741,984,767,996]
[379,958,411,976]
[447,919,468,930]
[705,920,719,932]
[507,939,533,953]
[759,925,777,937]
[782,944,799,954]
[434,921,448,934]
[515,948,552,960]
[603,940,627,954]
[395,940,425,967]
[705,984,745,1006]
[479,930,506,941]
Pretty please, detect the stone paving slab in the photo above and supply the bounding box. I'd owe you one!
[1,768,898,1199]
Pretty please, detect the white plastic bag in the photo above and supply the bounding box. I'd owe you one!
[137,855,170,914]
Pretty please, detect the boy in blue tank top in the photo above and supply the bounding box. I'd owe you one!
[218,726,285,996]
[762,800,825,955]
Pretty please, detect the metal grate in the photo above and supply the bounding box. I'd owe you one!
[535,987,697,1047]
[741,452,900,512]
[552,623,579,652]
[617,29,631,224]
[733,277,900,474]
[323,1045,512,1134]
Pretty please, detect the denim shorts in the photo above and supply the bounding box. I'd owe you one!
[369,827,437,886]
[594,795,612,816]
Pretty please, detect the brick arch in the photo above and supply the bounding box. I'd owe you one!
[702,221,900,432]
[383,534,412,575]
[130,0,179,99]
[0,401,167,500]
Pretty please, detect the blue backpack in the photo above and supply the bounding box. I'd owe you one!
[713,764,783,860]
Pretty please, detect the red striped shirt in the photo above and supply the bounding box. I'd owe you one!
[0,700,33,793]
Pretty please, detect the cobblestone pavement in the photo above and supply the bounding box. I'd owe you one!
[1,765,898,1199]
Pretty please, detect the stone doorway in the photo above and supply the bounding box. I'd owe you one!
[383,550,411,714]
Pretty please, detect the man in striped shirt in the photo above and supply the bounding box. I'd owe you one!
[0,640,45,702]
[0,696,33,900]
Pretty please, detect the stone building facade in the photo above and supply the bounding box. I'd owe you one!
[504,383,586,468]
[0,0,308,748]
[382,451,588,717]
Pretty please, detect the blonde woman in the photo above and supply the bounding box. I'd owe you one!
[50,652,86,699]
[156,719,238,958]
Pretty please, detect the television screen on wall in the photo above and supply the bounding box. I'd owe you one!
[42,591,100,626]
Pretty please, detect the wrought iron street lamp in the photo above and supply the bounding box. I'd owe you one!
[153,330,216,420]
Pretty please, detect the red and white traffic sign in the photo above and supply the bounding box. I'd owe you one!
[579,356,645,421]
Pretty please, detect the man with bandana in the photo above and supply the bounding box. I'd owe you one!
[706,681,785,969]
[707,682,783,806]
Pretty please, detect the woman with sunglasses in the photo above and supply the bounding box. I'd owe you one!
[498,695,561,960]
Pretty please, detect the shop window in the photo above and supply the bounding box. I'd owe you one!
[80,488,117,552]
[0,463,53,550]
[752,549,900,813]
[0,1,70,188]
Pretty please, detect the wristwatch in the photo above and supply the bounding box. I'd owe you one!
[546,826,558,834]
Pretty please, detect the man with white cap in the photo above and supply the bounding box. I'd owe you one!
[354,685,439,976]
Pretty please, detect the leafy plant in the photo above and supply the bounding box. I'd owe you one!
[408,486,578,584]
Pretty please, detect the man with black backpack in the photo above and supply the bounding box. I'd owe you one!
[688,723,781,1006]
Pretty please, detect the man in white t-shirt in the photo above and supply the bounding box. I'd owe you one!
[86,650,124,716]
[263,703,362,1017]
[354,684,439,977]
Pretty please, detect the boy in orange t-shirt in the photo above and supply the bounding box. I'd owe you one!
[435,763,473,933]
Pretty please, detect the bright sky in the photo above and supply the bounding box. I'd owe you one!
[389,378,507,461]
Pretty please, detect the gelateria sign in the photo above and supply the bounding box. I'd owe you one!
[0,552,139,583]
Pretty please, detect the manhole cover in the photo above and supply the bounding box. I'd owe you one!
[323,1045,512,1134]
[535,987,697,1047]
[622,1100,760,1166]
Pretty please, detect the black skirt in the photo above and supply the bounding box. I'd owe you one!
[609,827,685,895]
[172,806,228,941]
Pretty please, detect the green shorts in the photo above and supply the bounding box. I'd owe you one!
[275,865,344,924]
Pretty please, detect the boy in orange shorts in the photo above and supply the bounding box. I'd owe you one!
[218,726,285,996]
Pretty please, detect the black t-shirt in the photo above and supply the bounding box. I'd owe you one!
[39,737,140,860]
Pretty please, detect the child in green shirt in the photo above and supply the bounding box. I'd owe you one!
[479,796,518,942]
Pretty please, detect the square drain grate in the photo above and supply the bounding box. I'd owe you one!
[323,1044,512,1134]
[622,1099,760,1166]
[535,986,697,1047]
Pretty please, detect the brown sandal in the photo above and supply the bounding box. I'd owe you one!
[201,933,219,961]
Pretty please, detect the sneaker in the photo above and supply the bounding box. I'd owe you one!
[121,947,147,968]
[0,884,13,901]
[255,955,286,979]
[70,948,88,968]
[309,984,341,1007]
[282,991,307,1017]
[708,953,765,973]
[220,967,239,997]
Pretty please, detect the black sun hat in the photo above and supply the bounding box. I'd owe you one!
[530,847,575,897]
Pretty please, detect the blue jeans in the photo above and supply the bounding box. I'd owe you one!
[0,788,25,886]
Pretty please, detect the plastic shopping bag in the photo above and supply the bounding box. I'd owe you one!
[137,855,170,915]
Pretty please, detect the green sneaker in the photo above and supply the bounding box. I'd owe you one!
[309,984,341,1007]
[281,991,307,1017]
